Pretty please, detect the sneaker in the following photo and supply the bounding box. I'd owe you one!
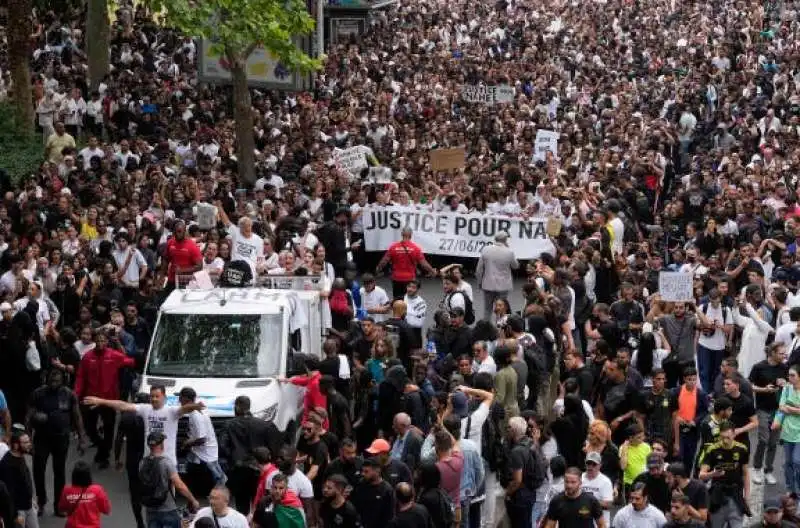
[765,472,777,485]
[752,469,764,484]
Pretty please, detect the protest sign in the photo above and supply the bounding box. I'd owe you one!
[533,130,559,162]
[333,146,370,174]
[195,202,217,230]
[658,272,694,302]
[430,147,466,171]
[461,84,515,105]
[363,206,556,259]
[367,166,393,184]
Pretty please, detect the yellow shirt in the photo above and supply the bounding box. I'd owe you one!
[80,222,98,240]
[45,132,76,163]
[623,442,651,484]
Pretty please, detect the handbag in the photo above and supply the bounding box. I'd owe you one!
[25,341,41,372]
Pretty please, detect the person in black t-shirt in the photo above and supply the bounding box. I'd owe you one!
[544,467,605,528]
[388,482,431,528]
[723,375,758,453]
[699,421,751,528]
[351,457,395,528]
[320,474,362,528]
[666,463,708,524]
[296,414,329,527]
[325,439,364,490]
[665,493,706,528]
[748,342,788,484]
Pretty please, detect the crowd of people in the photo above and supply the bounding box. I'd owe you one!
[0,0,800,526]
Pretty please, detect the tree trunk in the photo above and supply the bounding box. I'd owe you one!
[86,0,110,90]
[7,0,34,137]
[230,57,256,185]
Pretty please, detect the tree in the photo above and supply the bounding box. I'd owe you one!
[86,0,111,90]
[7,0,35,137]
[159,0,320,184]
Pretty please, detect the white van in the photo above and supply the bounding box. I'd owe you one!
[140,276,327,433]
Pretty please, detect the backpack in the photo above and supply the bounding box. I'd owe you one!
[522,340,548,389]
[432,487,456,528]
[446,291,475,325]
[525,443,548,491]
[139,456,172,508]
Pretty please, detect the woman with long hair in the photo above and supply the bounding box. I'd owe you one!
[631,331,671,387]
[551,394,590,469]
[584,420,622,499]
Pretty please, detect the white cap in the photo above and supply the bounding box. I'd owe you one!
[0,302,11,312]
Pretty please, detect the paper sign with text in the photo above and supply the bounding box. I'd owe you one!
[658,272,694,302]
[532,129,559,162]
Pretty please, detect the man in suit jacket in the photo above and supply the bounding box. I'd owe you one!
[390,412,424,472]
[475,232,519,320]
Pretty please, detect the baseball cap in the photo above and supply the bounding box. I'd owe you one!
[0,302,11,312]
[647,453,664,469]
[764,498,782,512]
[585,452,602,465]
[365,439,391,454]
[451,391,469,419]
[363,456,382,468]
[147,431,166,447]
[449,306,465,318]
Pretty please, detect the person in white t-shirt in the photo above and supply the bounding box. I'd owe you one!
[267,446,314,500]
[217,205,264,277]
[360,273,391,322]
[179,387,226,484]
[202,242,225,278]
[582,451,614,527]
[191,486,249,528]
[472,341,497,376]
[83,385,205,465]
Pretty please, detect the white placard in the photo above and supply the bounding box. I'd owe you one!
[333,145,371,174]
[658,272,694,302]
[533,129,559,162]
[363,206,556,259]
[461,84,515,105]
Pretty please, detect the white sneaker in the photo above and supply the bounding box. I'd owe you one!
[765,473,777,485]
[752,469,764,484]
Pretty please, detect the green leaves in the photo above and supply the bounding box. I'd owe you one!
[156,0,321,71]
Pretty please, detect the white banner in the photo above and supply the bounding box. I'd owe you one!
[461,84,515,105]
[658,272,694,302]
[363,206,556,259]
[533,129,559,162]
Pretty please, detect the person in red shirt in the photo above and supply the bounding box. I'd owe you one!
[376,227,437,299]
[58,461,110,527]
[160,220,202,291]
[75,328,135,468]
[279,358,328,429]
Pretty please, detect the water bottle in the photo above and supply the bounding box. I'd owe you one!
[426,338,437,360]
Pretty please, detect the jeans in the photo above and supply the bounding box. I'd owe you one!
[228,466,260,516]
[187,453,227,485]
[468,500,482,528]
[696,345,725,394]
[146,509,182,528]
[531,500,548,528]
[709,496,743,528]
[82,405,116,464]
[392,280,410,299]
[506,499,534,528]
[127,465,145,528]
[753,409,780,472]
[33,434,69,510]
[785,442,800,494]
[482,290,509,321]
[480,471,500,528]
[678,426,699,473]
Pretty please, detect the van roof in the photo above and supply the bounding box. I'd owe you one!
[161,288,314,315]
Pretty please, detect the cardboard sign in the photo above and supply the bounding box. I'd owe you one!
[430,147,466,171]
[658,272,694,302]
[546,217,563,237]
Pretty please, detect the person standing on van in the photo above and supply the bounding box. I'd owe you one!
[476,232,519,321]
[376,227,437,299]
[139,431,199,528]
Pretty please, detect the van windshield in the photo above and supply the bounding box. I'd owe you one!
[147,313,283,378]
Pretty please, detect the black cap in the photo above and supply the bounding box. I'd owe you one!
[147,431,166,447]
[363,456,382,468]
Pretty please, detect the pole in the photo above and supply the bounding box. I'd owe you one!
[317,0,325,56]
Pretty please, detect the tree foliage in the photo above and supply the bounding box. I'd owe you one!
[155,0,320,70]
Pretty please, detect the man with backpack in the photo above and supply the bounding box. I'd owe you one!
[442,274,476,326]
[139,431,199,528]
[696,289,733,394]
[502,416,543,528]
[475,232,519,321]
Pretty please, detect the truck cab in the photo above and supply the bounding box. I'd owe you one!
[140,275,327,434]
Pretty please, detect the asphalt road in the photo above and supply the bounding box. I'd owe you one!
[37,277,785,526]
